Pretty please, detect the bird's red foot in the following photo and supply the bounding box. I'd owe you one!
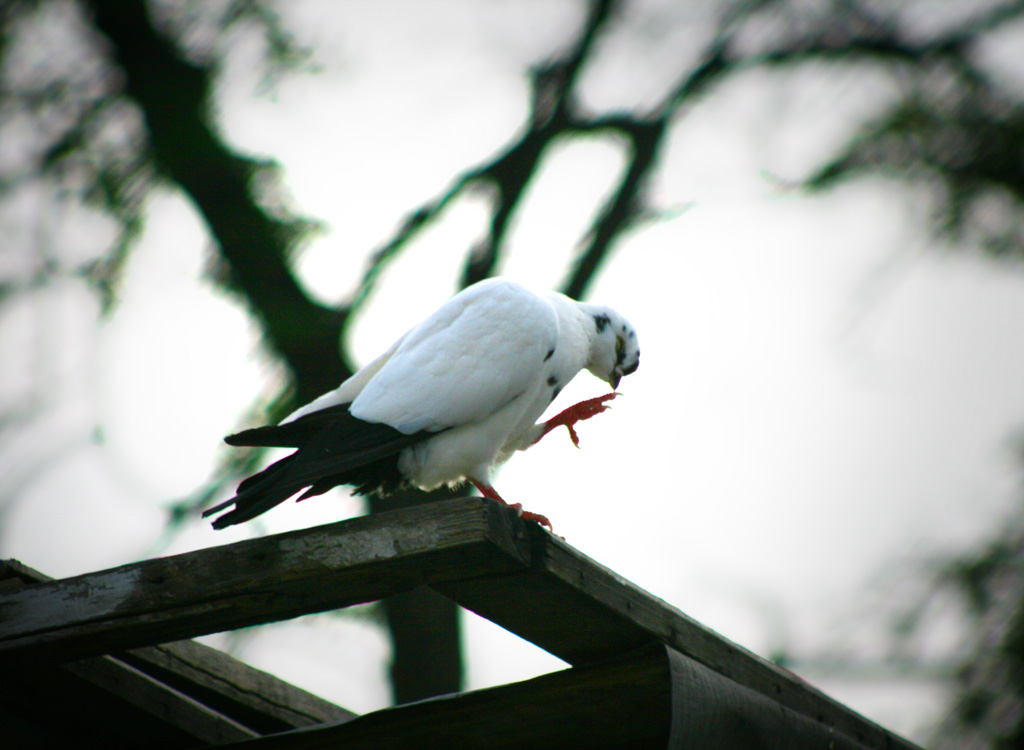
[518,509,553,528]
[538,392,619,447]
[471,480,553,531]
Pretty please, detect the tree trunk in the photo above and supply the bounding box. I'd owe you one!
[370,487,466,703]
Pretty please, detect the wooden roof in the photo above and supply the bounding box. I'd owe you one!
[0,497,925,748]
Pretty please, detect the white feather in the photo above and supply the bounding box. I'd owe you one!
[283,277,637,492]
[352,279,558,432]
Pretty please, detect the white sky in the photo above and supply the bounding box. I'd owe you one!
[5,0,1024,741]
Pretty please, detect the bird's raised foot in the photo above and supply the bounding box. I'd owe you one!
[539,391,619,447]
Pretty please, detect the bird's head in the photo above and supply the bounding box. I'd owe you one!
[583,306,640,390]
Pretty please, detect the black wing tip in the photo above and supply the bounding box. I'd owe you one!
[224,428,265,446]
[201,498,236,529]
[204,498,267,530]
[209,513,236,530]
[202,497,230,518]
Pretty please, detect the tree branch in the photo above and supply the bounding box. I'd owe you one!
[88,0,348,405]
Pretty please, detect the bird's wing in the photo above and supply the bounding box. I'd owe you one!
[281,332,410,424]
[351,279,560,434]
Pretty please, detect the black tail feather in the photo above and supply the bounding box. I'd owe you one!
[224,404,352,448]
[235,453,292,495]
[207,406,438,529]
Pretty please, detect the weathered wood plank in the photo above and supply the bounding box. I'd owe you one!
[0,497,528,665]
[211,644,673,750]
[64,655,259,745]
[666,646,883,749]
[0,559,47,593]
[2,657,221,749]
[121,640,357,733]
[436,526,924,750]
[0,560,357,734]
[1,501,923,749]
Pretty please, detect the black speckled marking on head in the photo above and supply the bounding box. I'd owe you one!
[546,375,558,386]
[544,348,555,362]
[614,325,639,370]
[551,385,562,402]
[593,313,611,333]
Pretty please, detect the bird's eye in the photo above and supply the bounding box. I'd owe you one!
[615,335,625,355]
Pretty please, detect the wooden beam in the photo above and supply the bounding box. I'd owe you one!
[0,498,527,666]
[206,644,904,750]
[210,644,673,750]
[3,654,235,749]
[64,655,259,745]
[121,640,357,734]
[435,525,924,750]
[0,501,924,749]
[0,560,356,735]
[665,646,886,749]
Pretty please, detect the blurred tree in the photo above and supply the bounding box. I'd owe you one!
[0,0,656,705]
[4,0,1024,732]
[0,0,448,704]
[735,2,1024,746]
[929,510,1024,749]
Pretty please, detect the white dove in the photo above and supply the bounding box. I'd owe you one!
[204,277,640,530]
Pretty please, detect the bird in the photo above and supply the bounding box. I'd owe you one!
[203,277,640,531]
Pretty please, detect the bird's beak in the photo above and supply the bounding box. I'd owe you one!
[609,357,638,390]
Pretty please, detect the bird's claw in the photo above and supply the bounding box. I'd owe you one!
[543,392,619,447]
[506,501,552,530]
[519,509,553,530]
[565,424,580,448]
[472,481,553,531]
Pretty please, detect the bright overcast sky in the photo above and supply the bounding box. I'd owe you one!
[5,1,1024,741]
